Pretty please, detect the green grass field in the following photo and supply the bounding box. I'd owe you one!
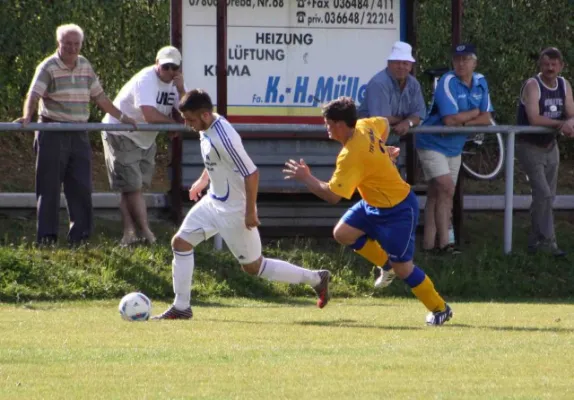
[1,298,574,400]
[2,213,574,399]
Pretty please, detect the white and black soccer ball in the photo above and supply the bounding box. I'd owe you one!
[118,292,152,321]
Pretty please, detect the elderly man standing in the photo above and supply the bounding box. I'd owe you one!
[358,41,426,290]
[417,44,493,254]
[14,23,135,246]
[102,46,186,246]
[516,47,574,257]
[358,41,426,146]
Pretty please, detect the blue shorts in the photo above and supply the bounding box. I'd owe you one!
[341,190,419,263]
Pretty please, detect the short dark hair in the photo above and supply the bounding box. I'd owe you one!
[178,89,214,113]
[321,96,357,128]
[539,47,564,63]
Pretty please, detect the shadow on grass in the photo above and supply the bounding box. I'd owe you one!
[201,317,424,331]
[442,323,574,333]
[297,320,423,330]
[191,297,316,308]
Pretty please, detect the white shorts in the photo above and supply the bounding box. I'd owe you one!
[175,196,261,264]
[417,149,462,185]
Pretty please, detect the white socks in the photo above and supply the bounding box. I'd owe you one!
[257,258,321,286]
[172,249,194,310]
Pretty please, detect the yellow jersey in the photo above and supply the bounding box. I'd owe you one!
[328,117,411,208]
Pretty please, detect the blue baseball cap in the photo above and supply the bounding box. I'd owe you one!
[453,44,476,57]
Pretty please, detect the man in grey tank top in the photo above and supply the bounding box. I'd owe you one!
[516,47,574,256]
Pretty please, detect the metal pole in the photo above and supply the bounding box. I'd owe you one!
[452,0,463,45]
[213,0,228,251]
[213,234,223,251]
[504,131,516,254]
[170,0,184,225]
[451,0,464,246]
[216,1,228,117]
[405,0,417,185]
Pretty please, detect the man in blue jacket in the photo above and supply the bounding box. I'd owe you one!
[417,44,494,253]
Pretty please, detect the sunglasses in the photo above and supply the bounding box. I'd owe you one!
[161,63,180,71]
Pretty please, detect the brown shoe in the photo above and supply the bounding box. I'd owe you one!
[151,305,193,320]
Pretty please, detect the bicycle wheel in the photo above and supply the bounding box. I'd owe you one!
[461,122,505,180]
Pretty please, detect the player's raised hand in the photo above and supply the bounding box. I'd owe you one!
[245,209,261,230]
[283,158,311,181]
[388,146,400,163]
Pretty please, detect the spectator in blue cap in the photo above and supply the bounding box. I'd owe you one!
[416,44,494,254]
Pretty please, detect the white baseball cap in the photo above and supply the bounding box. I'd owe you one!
[387,41,416,63]
[156,46,182,65]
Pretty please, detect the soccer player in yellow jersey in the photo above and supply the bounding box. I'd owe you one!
[283,96,453,325]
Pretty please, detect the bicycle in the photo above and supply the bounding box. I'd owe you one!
[423,67,505,180]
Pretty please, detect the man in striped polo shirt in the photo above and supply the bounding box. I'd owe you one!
[14,23,135,246]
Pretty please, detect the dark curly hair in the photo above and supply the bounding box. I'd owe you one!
[321,96,358,128]
[178,89,214,113]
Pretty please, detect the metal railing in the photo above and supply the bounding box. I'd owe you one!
[0,122,560,254]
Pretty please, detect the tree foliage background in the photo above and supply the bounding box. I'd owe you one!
[0,0,573,153]
[0,0,170,120]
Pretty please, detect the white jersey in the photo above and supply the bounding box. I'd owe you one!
[201,115,257,212]
[102,66,180,149]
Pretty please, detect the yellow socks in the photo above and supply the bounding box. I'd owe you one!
[353,237,388,266]
[405,267,446,312]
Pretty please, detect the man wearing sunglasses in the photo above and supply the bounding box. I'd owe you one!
[102,46,186,246]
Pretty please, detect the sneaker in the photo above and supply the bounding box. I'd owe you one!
[374,266,396,289]
[313,270,331,309]
[141,230,157,245]
[527,244,538,254]
[151,305,193,320]
[426,304,453,326]
[120,232,139,247]
[542,241,566,257]
[438,244,461,255]
[530,241,567,258]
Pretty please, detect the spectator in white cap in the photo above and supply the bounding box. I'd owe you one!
[357,41,426,292]
[101,46,187,246]
[358,41,426,145]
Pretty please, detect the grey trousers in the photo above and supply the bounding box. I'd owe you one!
[515,140,559,246]
[34,130,93,244]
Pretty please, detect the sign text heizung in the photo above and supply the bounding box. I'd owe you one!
[182,0,401,119]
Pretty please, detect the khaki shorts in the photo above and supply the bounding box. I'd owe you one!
[417,148,461,184]
[102,132,156,192]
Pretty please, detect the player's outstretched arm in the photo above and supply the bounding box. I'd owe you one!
[283,159,342,204]
[244,170,261,229]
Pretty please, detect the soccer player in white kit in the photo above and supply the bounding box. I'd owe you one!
[152,89,331,320]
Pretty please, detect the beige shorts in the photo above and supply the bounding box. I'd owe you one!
[102,132,156,192]
[417,149,461,184]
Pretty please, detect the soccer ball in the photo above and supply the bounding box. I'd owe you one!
[118,292,152,321]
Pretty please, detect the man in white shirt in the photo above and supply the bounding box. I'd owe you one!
[152,89,331,320]
[102,46,186,246]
